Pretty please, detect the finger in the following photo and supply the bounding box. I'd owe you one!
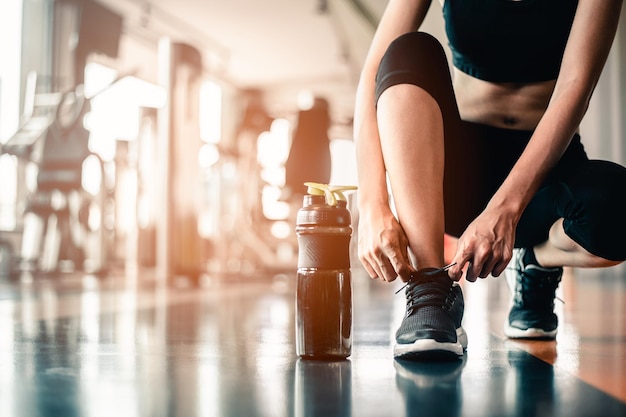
[447,264,464,281]
[465,262,478,282]
[397,264,415,282]
[387,250,412,282]
[479,244,511,278]
[469,245,494,280]
[358,250,379,279]
[471,257,495,281]
[447,266,462,281]
[366,247,395,282]
[473,247,491,278]
[373,239,411,282]
[449,251,472,281]
[478,256,499,278]
[361,259,379,280]
[491,254,512,277]
[376,257,398,282]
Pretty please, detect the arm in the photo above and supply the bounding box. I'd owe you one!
[354,0,432,281]
[449,0,623,281]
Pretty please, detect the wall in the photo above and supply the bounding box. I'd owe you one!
[580,11,625,165]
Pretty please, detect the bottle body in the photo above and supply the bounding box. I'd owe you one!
[295,195,353,359]
[296,268,352,359]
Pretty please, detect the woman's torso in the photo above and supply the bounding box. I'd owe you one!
[440,0,578,130]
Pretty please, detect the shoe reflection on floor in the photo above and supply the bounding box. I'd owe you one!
[395,356,466,417]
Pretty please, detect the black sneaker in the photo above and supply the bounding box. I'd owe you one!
[505,248,562,339]
[394,268,467,359]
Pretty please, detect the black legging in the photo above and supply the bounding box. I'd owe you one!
[374,31,626,262]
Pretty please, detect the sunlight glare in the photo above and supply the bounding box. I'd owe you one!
[200,80,222,144]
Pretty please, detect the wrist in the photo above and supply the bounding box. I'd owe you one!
[485,193,524,222]
[358,193,392,217]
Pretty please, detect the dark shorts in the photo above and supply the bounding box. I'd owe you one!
[375,31,626,261]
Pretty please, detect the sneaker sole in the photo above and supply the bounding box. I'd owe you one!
[504,323,557,339]
[394,327,467,359]
[457,326,468,350]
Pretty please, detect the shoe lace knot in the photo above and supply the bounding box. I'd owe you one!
[405,277,453,316]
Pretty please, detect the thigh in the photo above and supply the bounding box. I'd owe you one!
[518,158,626,261]
[443,124,531,237]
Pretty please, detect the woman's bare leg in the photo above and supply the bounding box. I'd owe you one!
[534,219,622,268]
[377,83,445,270]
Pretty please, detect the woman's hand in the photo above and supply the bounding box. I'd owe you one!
[358,207,414,283]
[448,207,516,282]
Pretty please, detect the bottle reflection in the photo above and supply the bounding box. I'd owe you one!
[294,358,352,417]
[395,357,466,417]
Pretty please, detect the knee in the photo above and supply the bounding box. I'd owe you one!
[552,220,622,267]
[381,32,448,71]
[388,32,445,55]
[376,32,452,105]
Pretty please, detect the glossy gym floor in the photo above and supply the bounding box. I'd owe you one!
[0,263,625,417]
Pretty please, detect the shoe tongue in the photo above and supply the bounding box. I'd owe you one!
[417,268,450,280]
[413,268,450,285]
[405,268,451,305]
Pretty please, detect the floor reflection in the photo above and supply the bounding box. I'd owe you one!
[0,270,625,417]
[506,349,556,417]
[395,357,465,417]
[295,359,352,417]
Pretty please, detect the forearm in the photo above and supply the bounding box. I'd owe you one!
[488,86,590,221]
[354,77,390,214]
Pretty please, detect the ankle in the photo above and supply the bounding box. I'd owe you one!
[523,247,541,267]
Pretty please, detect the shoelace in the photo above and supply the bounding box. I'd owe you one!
[395,262,456,295]
[395,263,457,316]
[404,279,455,316]
[505,264,564,306]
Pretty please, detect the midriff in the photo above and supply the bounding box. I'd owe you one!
[453,68,556,131]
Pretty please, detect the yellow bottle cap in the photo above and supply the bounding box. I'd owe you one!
[304,182,358,207]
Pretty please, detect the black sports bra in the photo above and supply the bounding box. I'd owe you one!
[443,0,579,83]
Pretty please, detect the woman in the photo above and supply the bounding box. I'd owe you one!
[353,0,625,359]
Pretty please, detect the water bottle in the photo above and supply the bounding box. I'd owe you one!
[295,183,356,359]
